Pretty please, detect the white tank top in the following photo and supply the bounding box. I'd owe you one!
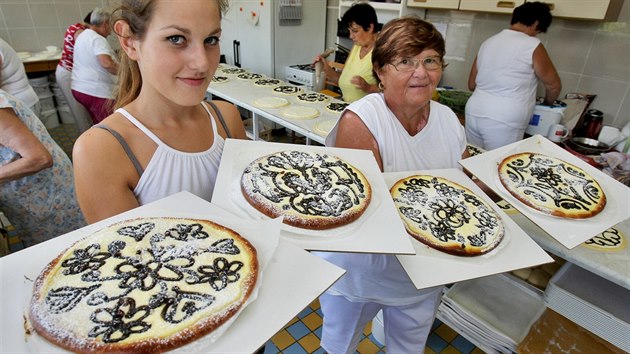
[116,103,225,205]
[318,93,466,305]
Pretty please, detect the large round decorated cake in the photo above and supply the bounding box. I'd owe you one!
[498,152,606,218]
[29,217,258,353]
[391,175,504,256]
[241,150,371,230]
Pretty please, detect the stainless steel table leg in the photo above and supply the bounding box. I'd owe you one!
[252,112,260,141]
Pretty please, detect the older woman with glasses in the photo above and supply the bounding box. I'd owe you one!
[315,17,469,354]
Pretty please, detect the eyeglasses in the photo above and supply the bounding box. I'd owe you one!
[390,56,444,72]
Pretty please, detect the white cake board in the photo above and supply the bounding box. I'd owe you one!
[459,135,630,249]
[212,139,416,254]
[0,192,345,353]
[386,169,553,290]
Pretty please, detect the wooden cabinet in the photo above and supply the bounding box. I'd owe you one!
[537,0,612,20]
[406,0,460,9]
[459,0,525,13]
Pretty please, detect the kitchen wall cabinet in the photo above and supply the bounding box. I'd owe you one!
[458,0,525,13]
[406,0,461,10]
[406,0,618,20]
[339,1,426,24]
[535,0,612,20]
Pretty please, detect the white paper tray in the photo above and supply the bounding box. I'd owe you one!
[440,274,545,346]
[0,192,345,353]
[386,169,553,289]
[212,139,415,254]
[459,135,630,249]
[544,262,630,352]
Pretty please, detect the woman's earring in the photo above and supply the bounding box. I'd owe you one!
[378,82,385,91]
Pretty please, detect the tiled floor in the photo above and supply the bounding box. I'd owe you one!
[265,298,484,354]
[42,124,484,354]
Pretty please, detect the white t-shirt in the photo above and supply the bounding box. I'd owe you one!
[466,29,541,129]
[318,93,466,305]
[0,38,39,108]
[71,29,117,99]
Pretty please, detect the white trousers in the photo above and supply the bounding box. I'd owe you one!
[319,289,442,354]
[465,115,527,151]
[55,65,93,133]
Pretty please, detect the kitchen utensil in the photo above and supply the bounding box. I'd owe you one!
[313,48,335,92]
[565,137,611,155]
[547,123,569,142]
[573,109,603,139]
[525,102,567,137]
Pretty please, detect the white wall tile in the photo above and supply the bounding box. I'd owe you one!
[7,27,39,51]
[583,31,630,82]
[577,76,627,126]
[29,3,59,28]
[546,28,594,74]
[2,3,32,28]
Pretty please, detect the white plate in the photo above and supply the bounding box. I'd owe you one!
[460,135,630,249]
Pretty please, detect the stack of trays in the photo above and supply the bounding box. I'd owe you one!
[545,263,630,352]
[437,274,545,353]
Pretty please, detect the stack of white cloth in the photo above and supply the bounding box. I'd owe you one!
[436,274,545,354]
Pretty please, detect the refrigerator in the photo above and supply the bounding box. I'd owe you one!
[220,0,327,78]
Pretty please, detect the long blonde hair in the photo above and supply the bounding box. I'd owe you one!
[111,0,230,109]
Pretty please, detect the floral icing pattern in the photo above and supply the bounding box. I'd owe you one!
[391,175,504,256]
[33,218,256,346]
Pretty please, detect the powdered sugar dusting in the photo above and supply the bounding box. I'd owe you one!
[29,217,258,353]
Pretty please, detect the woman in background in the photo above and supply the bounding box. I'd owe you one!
[55,11,94,133]
[0,89,85,247]
[0,38,40,116]
[71,7,118,125]
[73,0,245,224]
[465,1,561,150]
[317,18,468,353]
[313,2,378,103]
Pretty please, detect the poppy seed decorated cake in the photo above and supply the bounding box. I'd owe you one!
[241,150,371,230]
[498,152,606,218]
[391,175,504,256]
[29,217,258,354]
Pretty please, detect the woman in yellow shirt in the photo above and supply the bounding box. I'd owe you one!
[314,3,379,103]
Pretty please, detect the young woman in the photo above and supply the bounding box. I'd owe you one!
[73,0,246,224]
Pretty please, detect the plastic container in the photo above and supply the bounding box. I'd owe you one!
[525,103,567,137]
[40,108,59,129]
[57,104,74,124]
[28,76,51,96]
[38,92,56,112]
[52,86,67,106]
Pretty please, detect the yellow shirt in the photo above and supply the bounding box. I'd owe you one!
[339,45,377,103]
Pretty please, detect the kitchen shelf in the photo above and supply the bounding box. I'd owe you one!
[437,273,545,353]
[545,262,630,352]
[339,0,402,11]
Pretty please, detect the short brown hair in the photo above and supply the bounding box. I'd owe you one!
[372,17,446,75]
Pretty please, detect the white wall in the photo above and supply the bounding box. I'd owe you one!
[1,0,628,128]
[326,0,629,129]
[428,2,630,129]
[0,0,110,53]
